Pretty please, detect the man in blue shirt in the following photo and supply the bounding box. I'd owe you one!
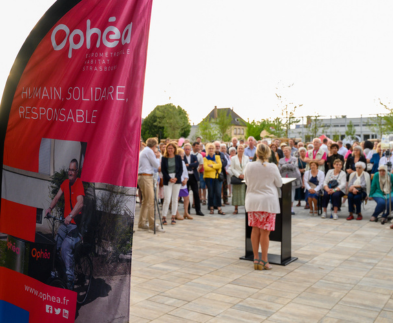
[244,136,256,161]
[289,138,298,156]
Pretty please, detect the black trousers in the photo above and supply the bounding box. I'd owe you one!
[187,175,201,213]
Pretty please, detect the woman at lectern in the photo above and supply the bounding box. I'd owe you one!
[244,143,282,271]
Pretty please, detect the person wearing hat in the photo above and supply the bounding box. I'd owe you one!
[347,161,371,221]
[369,164,393,224]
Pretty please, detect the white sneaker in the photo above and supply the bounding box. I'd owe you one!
[333,213,338,220]
[138,224,149,230]
[321,213,326,219]
[149,225,165,233]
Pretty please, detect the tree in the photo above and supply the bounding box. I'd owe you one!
[332,130,340,142]
[246,119,273,140]
[367,114,388,139]
[141,103,191,140]
[304,115,327,141]
[345,121,356,139]
[274,82,301,138]
[375,99,393,134]
[197,118,219,142]
[269,117,286,138]
[216,110,233,140]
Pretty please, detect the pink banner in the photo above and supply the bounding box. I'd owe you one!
[0,0,153,322]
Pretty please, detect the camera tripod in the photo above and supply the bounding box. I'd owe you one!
[383,149,393,224]
[153,177,164,234]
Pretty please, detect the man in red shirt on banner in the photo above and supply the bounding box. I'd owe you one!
[45,159,85,289]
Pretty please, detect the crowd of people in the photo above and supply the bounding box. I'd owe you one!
[137,135,393,269]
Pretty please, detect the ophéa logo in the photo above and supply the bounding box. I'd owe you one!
[51,17,132,58]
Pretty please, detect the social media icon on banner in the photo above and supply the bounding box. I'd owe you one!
[55,308,61,315]
[46,305,52,313]
[63,309,69,319]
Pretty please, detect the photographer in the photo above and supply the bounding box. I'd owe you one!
[379,149,393,168]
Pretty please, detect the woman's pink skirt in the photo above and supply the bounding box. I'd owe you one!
[248,212,276,231]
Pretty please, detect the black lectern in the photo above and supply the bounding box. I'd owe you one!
[240,178,298,266]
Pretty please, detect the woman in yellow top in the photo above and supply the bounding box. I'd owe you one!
[203,143,224,215]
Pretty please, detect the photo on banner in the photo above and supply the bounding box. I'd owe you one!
[0,0,153,322]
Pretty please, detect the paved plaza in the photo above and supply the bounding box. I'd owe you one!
[130,199,393,322]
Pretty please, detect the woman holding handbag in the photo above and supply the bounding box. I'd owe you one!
[230,145,249,214]
[304,161,325,216]
[347,161,370,221]
[203,143,224,215]
[322,159,346,220]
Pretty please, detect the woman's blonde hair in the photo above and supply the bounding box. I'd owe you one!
[256,143,271,165]
[177,148,184,155]
[205,143,215,151]
[164,142,178,157]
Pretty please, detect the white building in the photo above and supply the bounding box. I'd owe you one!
[288,116,380,142]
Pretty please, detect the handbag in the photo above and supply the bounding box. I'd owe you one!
[159,177,164,188]
[216,170,224,182]
[328,180,339,189]
[231,175,243,185]
[367,163,373,171]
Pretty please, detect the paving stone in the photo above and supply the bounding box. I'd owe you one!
[131,197,393,322]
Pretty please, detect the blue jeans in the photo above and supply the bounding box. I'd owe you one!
[56,223,81,286]
[199,173,206,189]
[322,190,344,208]
[348,192,367,214]
[206,178,222,208]
[372,197,393,218]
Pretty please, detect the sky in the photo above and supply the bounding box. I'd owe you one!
[1,0,393,125]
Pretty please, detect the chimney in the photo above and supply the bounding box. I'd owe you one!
[214,106,218,119]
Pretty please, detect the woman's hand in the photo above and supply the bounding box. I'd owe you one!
[368,197,373,201]
[346,169,353,174]
[239,174,244,179]
[309,189,316,194]
[208,164,214,168]
[170,178,177,183]
[182,179,187,186]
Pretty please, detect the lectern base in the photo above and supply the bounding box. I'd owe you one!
[239,253,298,266]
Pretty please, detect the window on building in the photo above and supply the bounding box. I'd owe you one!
[234,128,237,135]
[341,135,345,140]
[241,128,244,135]
[364,134,370,140]
[36,208,43,224]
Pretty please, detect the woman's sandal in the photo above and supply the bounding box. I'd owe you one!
[233,209,238,214]
[254,259,263,271]
[381,218,388,225]
[171,218,176,225]
[261,260,272,270]
[163,218,167,225]
[218,209,226,215]
[369,216,377,222]
[210,207,214,214]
